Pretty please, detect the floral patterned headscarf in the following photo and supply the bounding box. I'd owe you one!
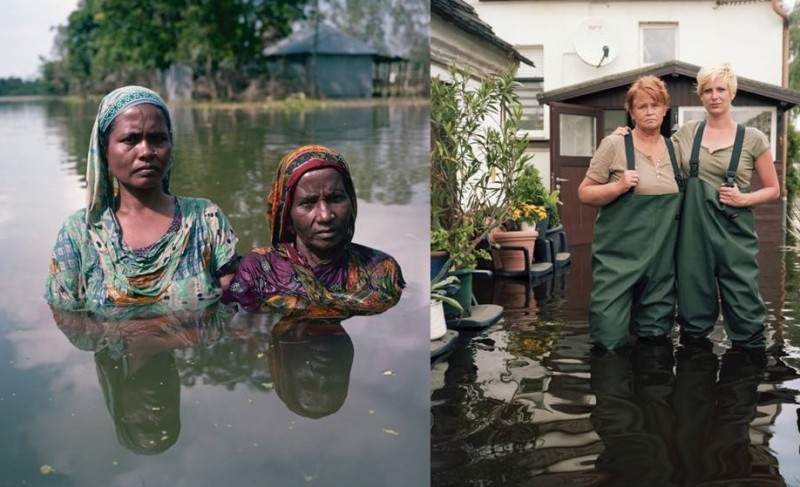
[86,86,173,224]
[267,145,357,246]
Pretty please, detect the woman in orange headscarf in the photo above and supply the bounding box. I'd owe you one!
[222,145,404,317]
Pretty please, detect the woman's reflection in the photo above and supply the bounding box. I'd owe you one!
[590,337,676,487]
[51,304,230,454]
[673,338,767,486]
[268,319,354,419]
[590,338,773,486]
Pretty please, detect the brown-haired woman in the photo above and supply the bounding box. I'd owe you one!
[578,75,683,350]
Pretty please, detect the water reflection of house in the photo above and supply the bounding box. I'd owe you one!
[263,23,407,98]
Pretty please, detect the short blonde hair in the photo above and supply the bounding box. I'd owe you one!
[624,75,670,112]
[696,63,737,99]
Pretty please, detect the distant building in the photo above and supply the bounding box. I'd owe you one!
[264,23,405,98]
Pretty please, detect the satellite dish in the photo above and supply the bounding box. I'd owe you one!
[573,18,619,68]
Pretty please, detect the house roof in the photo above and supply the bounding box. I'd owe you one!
[264,23,391,58]
[538,60,800,108]
[431,0,535,66]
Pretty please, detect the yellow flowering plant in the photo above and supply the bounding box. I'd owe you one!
[504,204,547,231]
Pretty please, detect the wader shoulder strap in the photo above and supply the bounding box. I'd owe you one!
[623,133,635,194]
[724,124,746,186]
[689,121,706,178]
[623,133,635,170]
[664,136,684,191]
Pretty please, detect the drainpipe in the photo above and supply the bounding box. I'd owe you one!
[772,0,789,88]
[772,0,790,246]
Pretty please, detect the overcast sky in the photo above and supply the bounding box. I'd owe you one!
[0,0,79,79]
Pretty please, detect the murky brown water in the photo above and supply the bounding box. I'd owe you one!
[432,236,800,486]
[0,98,430,487]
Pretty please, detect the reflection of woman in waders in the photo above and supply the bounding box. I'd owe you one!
[672,63,779,347]
[579,76,683,350]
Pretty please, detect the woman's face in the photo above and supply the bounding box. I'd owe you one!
[290,168,352,262]
[700,77,732,116]
[104,103,171,192]
[629,92,666,132]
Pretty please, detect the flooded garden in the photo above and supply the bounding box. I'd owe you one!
[432,237,800,486]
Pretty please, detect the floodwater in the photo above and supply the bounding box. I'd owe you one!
[432,234,800,486]
[0,98,430,487]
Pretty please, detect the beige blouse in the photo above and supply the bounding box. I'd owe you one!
[672,119,770,189]
[586,134,680,195]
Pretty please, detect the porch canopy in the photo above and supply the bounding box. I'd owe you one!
[538,60,800,110]
[537,60,800,246]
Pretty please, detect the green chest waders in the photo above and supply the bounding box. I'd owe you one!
[676,122,765,347]
[589,134,683,350]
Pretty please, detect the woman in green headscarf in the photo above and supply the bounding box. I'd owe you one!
[45,86,239,310]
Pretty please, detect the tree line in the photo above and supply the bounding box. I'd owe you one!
[0,0,430,99]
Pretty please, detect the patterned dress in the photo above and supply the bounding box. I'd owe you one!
[45,86,238,311]
[222,145,404,317]
[46,196,238,309]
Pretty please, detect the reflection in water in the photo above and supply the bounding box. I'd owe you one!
[673,341,774,486]
[95,349,180,455]
[590,338,675,487]
[269,319,354,419]
[51,305,359,455]
[51,304,230,454]
[590,339,781,487]
[2,97,428,486]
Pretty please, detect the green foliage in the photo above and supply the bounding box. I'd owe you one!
[0,77,45,96]
[509,164,547,207]
[46,0,309,97]
[506,164,561,228]
[787,123,800,200]
[431,64,532,270]
[790,3,800,93]
[322,0,429,67]
[430,275,463,312]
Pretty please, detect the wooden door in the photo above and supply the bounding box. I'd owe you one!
[549,102,603,246]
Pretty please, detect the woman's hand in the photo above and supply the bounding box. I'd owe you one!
[612,126,631,137]
[619,169,639,190]
[719,184,746,207]
[578,169,638,207]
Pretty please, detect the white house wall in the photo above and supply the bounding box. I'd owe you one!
[466,0,785,190]
[467,1,783,88]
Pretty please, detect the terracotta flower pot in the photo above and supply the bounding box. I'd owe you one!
[491,229,538,272]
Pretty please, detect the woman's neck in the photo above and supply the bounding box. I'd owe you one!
[116,188,174,217]
[632,127,661,142]
[704,112,736,130]
[294,242,345,268]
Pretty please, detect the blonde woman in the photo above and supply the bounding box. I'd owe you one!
[672,63,779,347]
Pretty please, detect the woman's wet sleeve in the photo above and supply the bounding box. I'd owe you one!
[44,217,84,304]
[207,204,239,276]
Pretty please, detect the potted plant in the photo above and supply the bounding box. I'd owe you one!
[543,189,562,232]
[492,203,547,272]
[506,164,550,233]
[430,63,532,313]
[430,275,462,340]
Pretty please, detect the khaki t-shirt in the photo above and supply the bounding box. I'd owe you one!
[672,119,770,189]
[586,134,680,195]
